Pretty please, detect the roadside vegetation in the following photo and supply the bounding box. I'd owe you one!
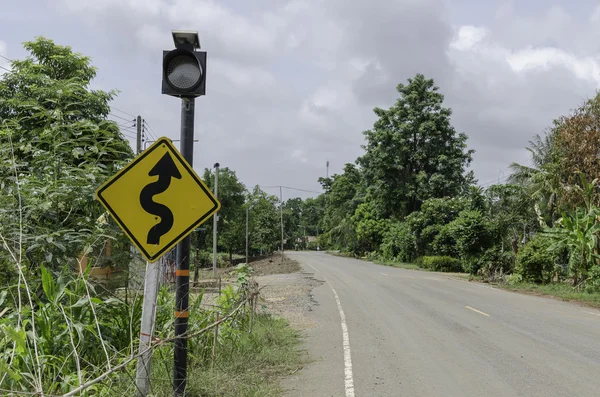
[287,75,600,305]
[0,37,301,396]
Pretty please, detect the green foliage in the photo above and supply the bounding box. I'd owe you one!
[358,74,474,218]
[0,37,133,281]
[319,163,363,251]
[380,221,417,263]
[444,210,493,273]
[587,266,600,293]
[544,177,600,284]
[486,183,538,253]
[515,234,557,283]
[200,167,247,257]
[405,197,469,256]
[247,186,281,253]
[234,263,254,285]
[0,267,142,394]
[419,256,462,272]
[431,225,459,257]
[476,247,515,281]
[151,315,302,397]
[351,200,389,254]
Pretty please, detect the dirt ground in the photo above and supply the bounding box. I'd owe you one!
[199,254,321,331]
[196,255,301,281]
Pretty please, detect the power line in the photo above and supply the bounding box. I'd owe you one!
[109,113,134,123]
[261,185,323,194]
[110,106,136,118]
[478,174,511,188]
[0,65,11,73]
[0,54,13,62]
[143,120,158,140]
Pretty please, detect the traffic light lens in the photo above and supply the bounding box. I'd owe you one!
[166,55,202,90]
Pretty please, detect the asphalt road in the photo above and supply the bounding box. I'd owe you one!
[283,251,600,397]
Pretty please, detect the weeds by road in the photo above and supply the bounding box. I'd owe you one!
[151,314,303,397]
[498,282,600,309]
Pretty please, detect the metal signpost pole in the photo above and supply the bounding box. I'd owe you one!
[212,164,219,278]
[174,97,195,394]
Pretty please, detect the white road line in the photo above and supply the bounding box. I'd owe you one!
[380,272,388,276]
[465,305,490,317]
[304,261,355,396]
[410,283,422,289]
[307,263,319,273]
[329,283,356,397]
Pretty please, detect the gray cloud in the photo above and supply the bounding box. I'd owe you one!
[2,0,599,198]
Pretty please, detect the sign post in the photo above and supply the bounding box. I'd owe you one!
[95,138,218,397]
[135,260,160,396]
[174,97,195,394]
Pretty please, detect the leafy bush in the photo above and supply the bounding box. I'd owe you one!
[515,234,557,283]
[477,247,515,282]
[445,210,493,273]
[586,265,600,293]
[419,256,462,272]
[506,273,523,285]
[432,225,459,257]
[405,197,469,256]
[380,221,417,262]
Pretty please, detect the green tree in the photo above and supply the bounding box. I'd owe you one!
[405,197,469,256]
[357,74,474,218]
[200,167,247,262]
[509,129,562,227]
[282,197,304,248]
[319,163,363,251]
[247,186,280,254]
[351,200,389,254]
[485,184,537,254]
[442,209,493,273]
[0,37,133,281]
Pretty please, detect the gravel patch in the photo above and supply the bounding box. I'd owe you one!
[197,255,320,330]
[256,271,323,331]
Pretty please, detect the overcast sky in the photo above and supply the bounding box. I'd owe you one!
[2,0,600,200]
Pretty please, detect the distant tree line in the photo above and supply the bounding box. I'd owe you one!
[291,74,599,291]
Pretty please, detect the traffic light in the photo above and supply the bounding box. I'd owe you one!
[162,31,206,97]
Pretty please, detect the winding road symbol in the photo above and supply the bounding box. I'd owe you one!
[139,152,182,244]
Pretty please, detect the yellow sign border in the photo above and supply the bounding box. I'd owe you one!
[95,137,220,262]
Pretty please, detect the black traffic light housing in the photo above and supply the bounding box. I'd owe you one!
[162,48,207,97]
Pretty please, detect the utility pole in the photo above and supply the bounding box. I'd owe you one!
[280,186,284,264]
[212,163,219,277]
[245,206,249,265]
[326,160,329,178]
[136,115,142,154]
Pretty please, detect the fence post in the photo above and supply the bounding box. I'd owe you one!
[211,311,220,368]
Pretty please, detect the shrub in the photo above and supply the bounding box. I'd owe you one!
[380,221,417,262]
[515,234,556,283]
[586,265,600,293]
[405,197,469,256]
[445,210,493,273]
[477,247,515,282]
[506,273,523,285]
[419,256,462,272]
[432,225,459,257]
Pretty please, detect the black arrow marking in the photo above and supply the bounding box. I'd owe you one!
[139,152,182,245]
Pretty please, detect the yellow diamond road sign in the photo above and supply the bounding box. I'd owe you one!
[96,137,220,262]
